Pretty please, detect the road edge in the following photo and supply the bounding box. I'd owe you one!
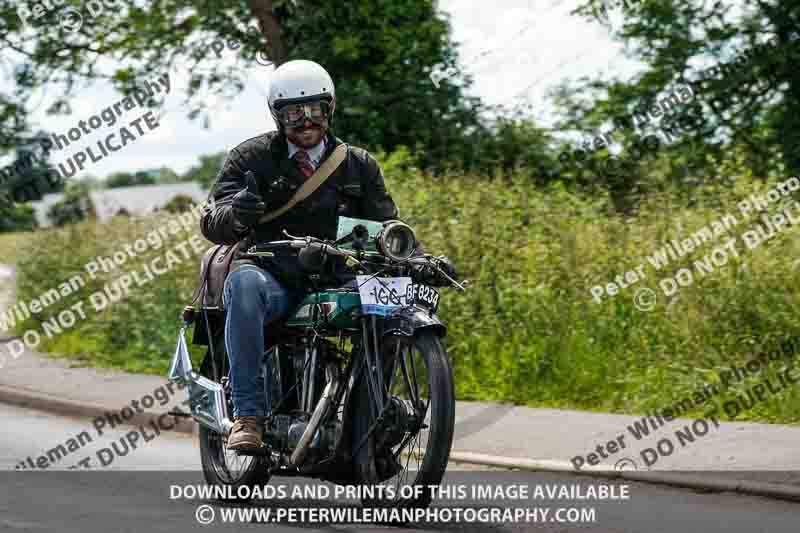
[448,451,800,503]
[3,383,800,503]
[0,383,194,434]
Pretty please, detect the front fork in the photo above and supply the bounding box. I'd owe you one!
[351,314,402,459]
[362,315,387,422]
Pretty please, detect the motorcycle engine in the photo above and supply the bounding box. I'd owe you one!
[288,419,341,454]
[267,415,341,456]
[263,340,342,459]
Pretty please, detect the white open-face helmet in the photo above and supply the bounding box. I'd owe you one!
[268,60,336,129]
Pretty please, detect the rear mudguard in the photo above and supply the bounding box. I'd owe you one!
[381,306,447,339]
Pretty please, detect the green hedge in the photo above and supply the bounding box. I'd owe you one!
[10,159,800,423]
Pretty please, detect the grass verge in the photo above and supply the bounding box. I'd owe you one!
[8,167,800,424]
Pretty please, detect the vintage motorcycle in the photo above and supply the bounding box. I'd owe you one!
[168,218,465,509]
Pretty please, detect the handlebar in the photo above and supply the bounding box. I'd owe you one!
[244,239,434,264]
[242,239,366,259]
[240,231,468,291]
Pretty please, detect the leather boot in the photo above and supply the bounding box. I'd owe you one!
[227,416,265,451]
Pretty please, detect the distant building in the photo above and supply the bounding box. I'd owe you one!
[29,182,209,228]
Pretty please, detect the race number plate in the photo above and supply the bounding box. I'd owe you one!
[356,276,412,316]
[406,283,440,314]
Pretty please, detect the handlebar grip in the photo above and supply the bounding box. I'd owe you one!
[252,241,293,251]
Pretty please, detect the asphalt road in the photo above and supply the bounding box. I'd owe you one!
[1,404,799,532]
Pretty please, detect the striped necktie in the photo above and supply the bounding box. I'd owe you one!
[293,150,315,178]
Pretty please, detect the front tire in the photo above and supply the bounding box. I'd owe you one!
[355,331,455,510]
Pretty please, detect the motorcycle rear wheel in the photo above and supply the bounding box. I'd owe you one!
[198,334,271,499]
[199,425,271,500]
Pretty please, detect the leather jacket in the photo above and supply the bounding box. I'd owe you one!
[200,130,399,290]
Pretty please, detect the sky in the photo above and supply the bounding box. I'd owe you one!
[2,0,638,179]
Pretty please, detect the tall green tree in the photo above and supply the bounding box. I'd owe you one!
[180,152,226,188]
[105,171,157,189]
[562,0,800,181]
[0,0,484,170]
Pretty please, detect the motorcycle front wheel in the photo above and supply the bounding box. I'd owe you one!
[354,330,455,511]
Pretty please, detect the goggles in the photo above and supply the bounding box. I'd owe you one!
[276,100,332,128]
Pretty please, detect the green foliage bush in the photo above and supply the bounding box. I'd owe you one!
[0,203,37,232]
[161,194,197,214]
[47,183,94,227]
[11,160,800,423]
[13,210,207,374]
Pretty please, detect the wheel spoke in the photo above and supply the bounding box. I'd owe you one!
[404,432,418,473]
[385,340,401,395]
[407,345,421,407]
[398,347,419,406]
[392,429,417,460]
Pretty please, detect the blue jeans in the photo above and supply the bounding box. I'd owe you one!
[223,265,297,417]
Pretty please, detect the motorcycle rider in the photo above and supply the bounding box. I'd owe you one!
[200,60,454,451]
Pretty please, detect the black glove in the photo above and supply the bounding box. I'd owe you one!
[232,171,266,228]
[433,255,457,283]
[414,255,457,287]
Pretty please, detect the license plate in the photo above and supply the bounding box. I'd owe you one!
[406,283,440,313]
[356,276,412,316]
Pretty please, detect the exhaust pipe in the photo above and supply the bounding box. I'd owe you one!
[290,363,342,466]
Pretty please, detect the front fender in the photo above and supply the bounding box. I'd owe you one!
[382,306,446,338]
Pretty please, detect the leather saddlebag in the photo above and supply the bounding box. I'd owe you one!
[194,242,242,309]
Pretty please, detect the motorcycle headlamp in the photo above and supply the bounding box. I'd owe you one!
[276,99,332,128]
[377,221,417,262]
